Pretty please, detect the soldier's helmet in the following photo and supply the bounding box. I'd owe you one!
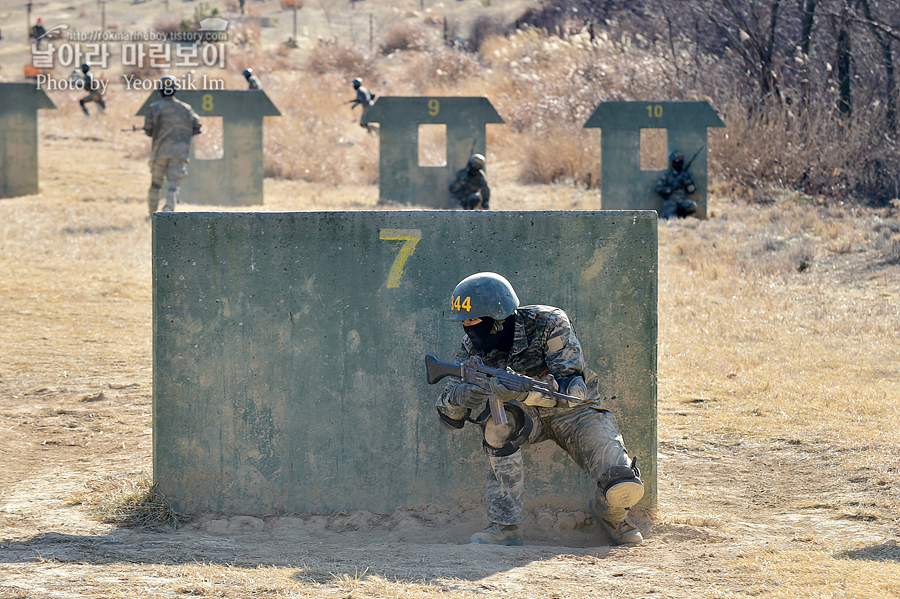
[37,17,43,24]
[159,75,178,97]
[669,150,685,168]
[81,63,90,74]
[352,78,362,89]
[449,272,519,322]
[243,68,253,78]
[468,153,486,170]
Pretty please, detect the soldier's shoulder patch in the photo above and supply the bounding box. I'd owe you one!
[547,335,564,353]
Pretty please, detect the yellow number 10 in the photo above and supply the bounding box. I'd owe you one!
[646,104,663,118]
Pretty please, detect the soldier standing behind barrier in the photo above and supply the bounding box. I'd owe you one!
[449,153,490,210]
[654,150,698,219]
[349,77,376,132]
[435,272,645,546]
[30,18,47,48]
[243,68,262,90]
[78,63,106,116]
[144,76,202,215]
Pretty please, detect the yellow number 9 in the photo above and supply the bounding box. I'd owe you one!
[202,94,214,112]
[428,98,440,116]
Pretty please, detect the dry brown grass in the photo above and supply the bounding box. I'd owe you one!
[69,475,184,529]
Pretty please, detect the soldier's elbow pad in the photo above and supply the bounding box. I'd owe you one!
[686,184,696,193]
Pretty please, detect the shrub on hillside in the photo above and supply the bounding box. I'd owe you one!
[468,15,508,52]
[410,47,481,90]
[517,130,600,187]
[380,20,432,54]
[307,42,379,82]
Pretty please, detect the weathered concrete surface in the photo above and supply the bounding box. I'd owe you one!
[136,90,280,207]
[0,83,56,199]
[153,211,657,515]
[362,97,504,208]
[584,101,725,217]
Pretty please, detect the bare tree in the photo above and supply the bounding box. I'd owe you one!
[699,0,785,104]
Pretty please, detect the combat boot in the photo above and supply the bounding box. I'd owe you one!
[469,523,523,546]
[590,499,643,545]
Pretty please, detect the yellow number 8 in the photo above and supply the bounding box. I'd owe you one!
[202,94,214,112]
[428,98,440,116]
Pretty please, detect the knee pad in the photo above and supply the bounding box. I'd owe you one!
[481,400,534,457]
[599,458,644,508]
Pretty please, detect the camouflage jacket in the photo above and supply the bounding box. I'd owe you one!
[436,305,603,420]
[654,167,696,201]
[143,96,202,161]
[448,166,490,204]
[353,86,374,108]
[247,75,262,90]
[83,72,103,96]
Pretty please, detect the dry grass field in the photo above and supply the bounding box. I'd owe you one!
[2,0,900,597]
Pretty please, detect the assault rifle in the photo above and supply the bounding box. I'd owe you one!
[672,144,704,190]
[425,354,587,426]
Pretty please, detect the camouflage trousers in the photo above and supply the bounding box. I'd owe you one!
[660,197,697,219]
[148,158,188,214]
[486,406,633,526]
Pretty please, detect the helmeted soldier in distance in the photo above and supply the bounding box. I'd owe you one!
[349,77,376,133]
[243,68,262,90]
[449,153,490,210]
[30,18,47,47]
[143,75,202,215]
[435,272,645,546]
[78,63,106,116]
[655,150,698,219]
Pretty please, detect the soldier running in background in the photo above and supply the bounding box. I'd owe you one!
[435,273,645,546]
[654,150,698,219]
[144,76,202,214]
[349,77,376,132]
[243,68,262,90]
[78,63,106,116]
[449,153,490,210]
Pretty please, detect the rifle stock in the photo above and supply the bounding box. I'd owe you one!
[425,354,507,425]
[425,354,461,385]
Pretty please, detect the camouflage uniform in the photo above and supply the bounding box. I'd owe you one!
[654,161,697,219]
[352,85,375,131]
[448,165,490,210]
[247,74,262,90]
[79,71,105,115]
[436,305,636,529]
[143,96,202,214]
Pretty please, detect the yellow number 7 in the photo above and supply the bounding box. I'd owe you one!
[379,229,422,288]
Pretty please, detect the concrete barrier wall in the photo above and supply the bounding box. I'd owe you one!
[153,211,657,515]
[0,83,55,199]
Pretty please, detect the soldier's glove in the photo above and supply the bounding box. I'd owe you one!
[489,377,529,403]
[449,383,487,410]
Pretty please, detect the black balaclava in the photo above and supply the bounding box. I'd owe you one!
[464,314,516,353]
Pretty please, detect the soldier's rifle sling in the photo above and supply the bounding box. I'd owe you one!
[673,145,705,188]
